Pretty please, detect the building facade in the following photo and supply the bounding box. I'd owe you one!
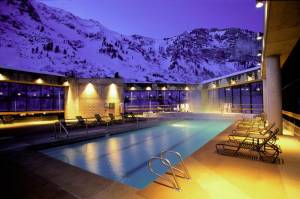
[201,67,263,114]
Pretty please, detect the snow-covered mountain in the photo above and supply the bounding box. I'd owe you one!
[0,0,261,83]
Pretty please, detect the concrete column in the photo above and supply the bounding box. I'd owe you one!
[64,79,80,119]
[265,56,282,133]
[263,79,268,115]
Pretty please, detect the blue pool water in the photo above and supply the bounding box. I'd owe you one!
[41,119,232,188]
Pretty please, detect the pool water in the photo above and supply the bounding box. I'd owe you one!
[41,119,232,189]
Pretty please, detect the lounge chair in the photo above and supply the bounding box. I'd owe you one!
[236,118,265,129]
[229,123,275,141]
[108,113,124,124]
[129,112,146,121]
[122,112,136,123]
[95,114,110,126]
[76,116,96,128]
[216,128,281,163]
[1,115,14,124]
[236,114,266,128]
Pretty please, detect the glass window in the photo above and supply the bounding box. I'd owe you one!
[225,87,232,104]
[251,82,263,113]
[0,82,9,111]
[218,88,225,104]
[53,87,64,110]
[0,82,66,113]
[27,85,41,111]
[10,83,27,111]
[40,86,54,110]
[232,86,241,113]
[241,84,251,113]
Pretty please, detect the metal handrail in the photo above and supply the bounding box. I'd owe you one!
[148,157,181,191]
[55,120,69,138]
[160,150,191,180]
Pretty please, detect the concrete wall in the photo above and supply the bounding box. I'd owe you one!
[65,78,124,119]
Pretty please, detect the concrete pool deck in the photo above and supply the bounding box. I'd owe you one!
[1,121,300,199]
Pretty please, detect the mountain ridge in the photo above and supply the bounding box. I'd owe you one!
[0,0,261,83]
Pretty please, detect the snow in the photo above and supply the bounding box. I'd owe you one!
[0,0,261,83]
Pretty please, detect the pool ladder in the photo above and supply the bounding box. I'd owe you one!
[148,150,191,191]
[54,120,69,139]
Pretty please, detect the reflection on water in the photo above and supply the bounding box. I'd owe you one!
[85,143,100,174]
[107,138,124,179]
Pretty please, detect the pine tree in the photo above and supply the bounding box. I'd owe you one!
[55,45,60,53]
[46,42,53,51]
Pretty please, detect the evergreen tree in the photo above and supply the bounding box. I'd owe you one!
[55,45,60,53]
[46,42,53,51]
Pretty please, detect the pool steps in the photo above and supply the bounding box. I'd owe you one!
[148,150,191,191]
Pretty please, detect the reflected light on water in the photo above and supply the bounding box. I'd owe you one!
[171,123,187,128]
[85,143,100,173]
[63,148,76,164]
[107,138,123,178]
[144,132,155,156]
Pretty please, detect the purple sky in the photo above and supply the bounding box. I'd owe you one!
[39,0,264,38]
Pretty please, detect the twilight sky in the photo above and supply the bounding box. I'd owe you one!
[39,0,264,38]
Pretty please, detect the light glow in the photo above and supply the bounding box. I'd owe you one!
[35,78,44,84]
[185,86,190,91]
[63,81,70,86]
[0,120,56,129]
[257,32,263,40]
[84,82,97,96]
[0,73,7,81]
[247,75,254,81]
[146,86,151,91]
[161,86,166,91]
[130,86,136,91]
[171,123,187,128]
[108,83,119,102]
[256,1,264,8]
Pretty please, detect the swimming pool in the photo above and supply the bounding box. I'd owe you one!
[41,119,232,189]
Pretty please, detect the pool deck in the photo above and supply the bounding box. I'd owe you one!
[1,121,300,199]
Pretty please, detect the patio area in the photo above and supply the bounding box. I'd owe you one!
[1,122,299,199]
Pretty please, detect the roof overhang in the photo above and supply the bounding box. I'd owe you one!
[262,0,300,78]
